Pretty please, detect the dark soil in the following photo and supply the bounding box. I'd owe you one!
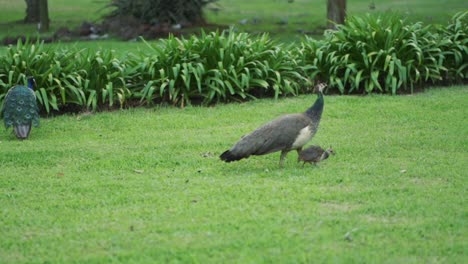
[2,16,227,45]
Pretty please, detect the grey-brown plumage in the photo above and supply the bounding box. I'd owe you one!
[298,145,335,166]
[220,83,326,167]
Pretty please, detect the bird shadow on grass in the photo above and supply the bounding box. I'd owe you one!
[217,155,333,178]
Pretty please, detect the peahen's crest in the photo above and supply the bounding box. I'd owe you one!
[1,77,40,139]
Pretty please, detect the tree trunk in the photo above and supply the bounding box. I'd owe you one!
[24,0,40,23]
[327,0,346,29]
[38,0,50,32]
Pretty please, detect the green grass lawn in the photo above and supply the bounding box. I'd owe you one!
[206,0,468,40]
[0,0,107,38]
[1,86,467,263]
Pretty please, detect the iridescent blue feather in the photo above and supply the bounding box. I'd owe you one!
[1,79,40,139]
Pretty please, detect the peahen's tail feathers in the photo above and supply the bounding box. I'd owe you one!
[14,124,32,139]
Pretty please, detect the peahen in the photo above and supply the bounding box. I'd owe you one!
[220,83,326,167]
[298,145,335,166]
[1,77,40,139]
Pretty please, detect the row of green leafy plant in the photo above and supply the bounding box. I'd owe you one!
[0,30,306,112]
[300,12,467,94]
[0,12,466,113]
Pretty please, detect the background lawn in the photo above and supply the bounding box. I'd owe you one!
[0,0,467,48]
[0,86,467,263]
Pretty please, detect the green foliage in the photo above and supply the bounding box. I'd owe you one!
[0,41,59,113]
[0,30,306,112]
[0,41,133,113]
[204,0,468,40]
[0,13,467,113]
[437,11,468,82]
[106,0,218,24]
[81,49,133,109]
[301,13,449,94]
[129,30,305,106]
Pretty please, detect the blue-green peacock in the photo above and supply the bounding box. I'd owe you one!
[1,77,40,139]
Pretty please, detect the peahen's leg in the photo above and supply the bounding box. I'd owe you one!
[279,150,288,168]
[296,148,302,163]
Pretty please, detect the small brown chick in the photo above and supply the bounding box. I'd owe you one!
[298,145,335,166]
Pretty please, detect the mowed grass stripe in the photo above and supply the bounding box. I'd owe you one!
[0,86,466,263]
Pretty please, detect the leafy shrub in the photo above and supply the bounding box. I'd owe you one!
[0,41,133,113]
[106,0,218,25]
[0,31,306,111]
[301,13,447,94]
[0,41,64,113]
[437,11,468,82]
[0,14,466,114]
[128,30,306,106]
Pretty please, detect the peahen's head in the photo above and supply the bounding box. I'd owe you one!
[314,82,327,94]
[27,77,36,90]
[326,147,336,155]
